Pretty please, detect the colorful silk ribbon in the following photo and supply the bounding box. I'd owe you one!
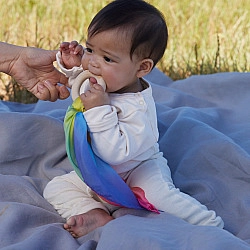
[64,97,158,212]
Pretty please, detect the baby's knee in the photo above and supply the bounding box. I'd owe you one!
[43,172,75,199]
[43,176,62,202]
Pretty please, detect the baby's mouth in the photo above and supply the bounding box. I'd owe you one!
[89,77,98,84]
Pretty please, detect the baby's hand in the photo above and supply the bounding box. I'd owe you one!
[80,83,110,111]
[59,41,84,69]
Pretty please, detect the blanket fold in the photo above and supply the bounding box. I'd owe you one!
[1,69,250,249]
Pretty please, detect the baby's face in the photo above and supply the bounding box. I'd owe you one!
[81,29,142,93]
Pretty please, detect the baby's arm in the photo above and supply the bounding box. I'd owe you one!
[59,41,83,69]
[84,99,158,166]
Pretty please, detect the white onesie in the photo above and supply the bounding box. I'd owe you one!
[43,55,224,228]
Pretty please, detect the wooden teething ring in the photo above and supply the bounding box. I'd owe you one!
[71,70,106,101]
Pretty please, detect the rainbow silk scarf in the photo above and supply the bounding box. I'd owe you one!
[64,97,158,212]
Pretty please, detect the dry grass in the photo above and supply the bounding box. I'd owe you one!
[0,0,249,102]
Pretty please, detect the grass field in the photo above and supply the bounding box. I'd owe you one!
[0,0,249,102]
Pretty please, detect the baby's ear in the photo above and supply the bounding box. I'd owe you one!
[136,59,154,78]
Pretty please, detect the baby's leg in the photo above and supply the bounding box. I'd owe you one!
[43,171,113,237]
[126,157,224,228]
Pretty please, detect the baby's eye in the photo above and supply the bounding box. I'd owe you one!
[85,47,92,53]
[104,56,113,63]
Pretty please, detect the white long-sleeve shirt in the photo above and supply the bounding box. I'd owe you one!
[57,52,161,174]
[84,85,160,173]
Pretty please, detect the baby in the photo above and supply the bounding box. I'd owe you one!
[44,0,224,238]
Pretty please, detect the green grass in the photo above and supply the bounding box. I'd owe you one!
[0,0,249,102]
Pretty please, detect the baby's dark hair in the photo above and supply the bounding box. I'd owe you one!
[88,0,168,66]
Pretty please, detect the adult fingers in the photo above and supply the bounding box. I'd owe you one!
[58,85,70,100]
[43,80,59,102]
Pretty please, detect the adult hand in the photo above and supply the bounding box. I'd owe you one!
[4,44,69,101]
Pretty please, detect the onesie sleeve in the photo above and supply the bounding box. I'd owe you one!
[83,93,158,166]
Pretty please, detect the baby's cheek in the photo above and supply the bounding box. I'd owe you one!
[81,57,89,70]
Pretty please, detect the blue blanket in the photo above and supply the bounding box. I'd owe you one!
[0,68,250,249]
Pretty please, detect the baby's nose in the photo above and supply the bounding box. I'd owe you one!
[89,55,99,68]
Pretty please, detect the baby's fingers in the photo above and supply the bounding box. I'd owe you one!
[60,42,71,51]
[69,40,79,49]
[73,44,84,56]
[93,83,105,91]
